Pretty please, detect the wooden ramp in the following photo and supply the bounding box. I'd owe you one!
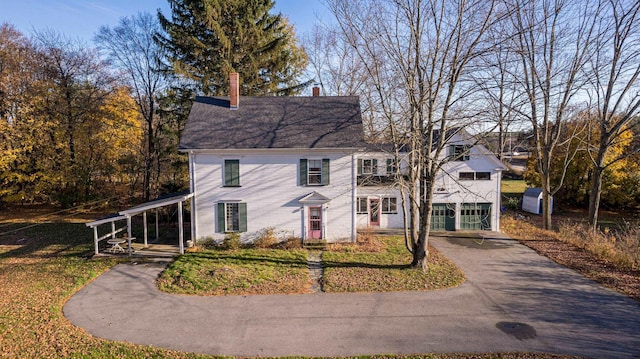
[129,243,179,259]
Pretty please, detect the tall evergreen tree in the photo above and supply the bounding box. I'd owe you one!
[156,0,308,96]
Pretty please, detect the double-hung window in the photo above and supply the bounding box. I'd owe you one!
[224,159,240,186]
[357,197,368,214]
[308,159,322,184]
[299,159,330,186]
[381,197,397,213]
[459,172,475,181]
[357,159,377,175]
[217,202,247,232]
[386,158,397,175]
[459,171,491,180]
[449,145,470,161]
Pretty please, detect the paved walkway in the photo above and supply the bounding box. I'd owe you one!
[307,250,324,293]
[64,236,640,358]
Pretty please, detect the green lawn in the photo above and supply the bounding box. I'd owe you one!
[0,221,207,358]
[158,248,310,295]
[502,179,527,196]
[322,236,466,292]
[0,215,574,358]
[501,179,528,209]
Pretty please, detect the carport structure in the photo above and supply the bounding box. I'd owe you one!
[86,191,194,255]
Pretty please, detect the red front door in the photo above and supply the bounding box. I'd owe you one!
[308,206,322,239]
[369,199,380,226]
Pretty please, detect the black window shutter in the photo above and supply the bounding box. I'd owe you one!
[217,203,225,233]
[357,159,363,175]
[238,203,247,232]
[322,159,330,185]
[299,159,307,186]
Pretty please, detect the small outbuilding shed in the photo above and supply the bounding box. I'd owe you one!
[522,188,552,215]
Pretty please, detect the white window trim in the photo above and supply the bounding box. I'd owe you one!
[361,159,375,175]
[459,171,491,181]
[307,159,323,186]
[381,197,398,214]
[224,202,240,232]
[357,197,368,214]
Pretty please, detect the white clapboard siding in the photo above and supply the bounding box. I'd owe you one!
[191,149,355,242]
[357,134,505,231]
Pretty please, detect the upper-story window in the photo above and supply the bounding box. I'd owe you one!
[299,159,330,186]
[386,158,397,175]
[459,171,491,180]
[459,172,475,181]
[224,159,240,186]
[449,145,470,161]
[308,159,322,184]
[357,159,377,175]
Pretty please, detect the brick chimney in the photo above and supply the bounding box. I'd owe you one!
[230,72,239,110]
[312,85,320,97]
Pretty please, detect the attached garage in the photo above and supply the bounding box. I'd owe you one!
[460,203,492,230]
[431,203,456,231]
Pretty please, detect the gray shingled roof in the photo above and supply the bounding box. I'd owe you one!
[179,96,367,150]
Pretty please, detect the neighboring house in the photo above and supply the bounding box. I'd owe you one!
[180,73,505,243]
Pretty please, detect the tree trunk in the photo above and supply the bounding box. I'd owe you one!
[588,166,603,232]
[588,146,607,233]
[411,237,429,271]
[144,98,155,201]
[541,167,552,230]
[412,176,433,272]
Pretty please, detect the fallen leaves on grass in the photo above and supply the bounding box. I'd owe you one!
[323,236,465,292]
[158,248,310,295]
[0,235,203,358]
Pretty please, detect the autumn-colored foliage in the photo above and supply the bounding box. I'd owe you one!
[525,114,640,208]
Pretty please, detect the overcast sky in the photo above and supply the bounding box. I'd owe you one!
[0,0,327,43]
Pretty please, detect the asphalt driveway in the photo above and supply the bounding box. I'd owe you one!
[64,236,640,358]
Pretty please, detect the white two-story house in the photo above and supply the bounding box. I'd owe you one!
[180,73,505,243]
[356,136,506,233]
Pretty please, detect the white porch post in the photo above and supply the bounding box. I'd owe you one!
[178,201,184,254]
[93,226,99,255]
[301,206,306,241]
[155,209,159,241]
[126,215,133,255]
[143,211,148,247]
[189,152,197,245]
[322,205,327,239]
[495,170,502,231]
[351,153,357,242]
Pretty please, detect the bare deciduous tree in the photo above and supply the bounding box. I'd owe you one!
[326,0,500,270]
[95,12,167,201]
[585,0,640,231]
[304,23,382,138]
[507,0,600,229]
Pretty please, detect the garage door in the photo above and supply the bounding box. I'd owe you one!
[460,203,491,230]
[431,203,455,231]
